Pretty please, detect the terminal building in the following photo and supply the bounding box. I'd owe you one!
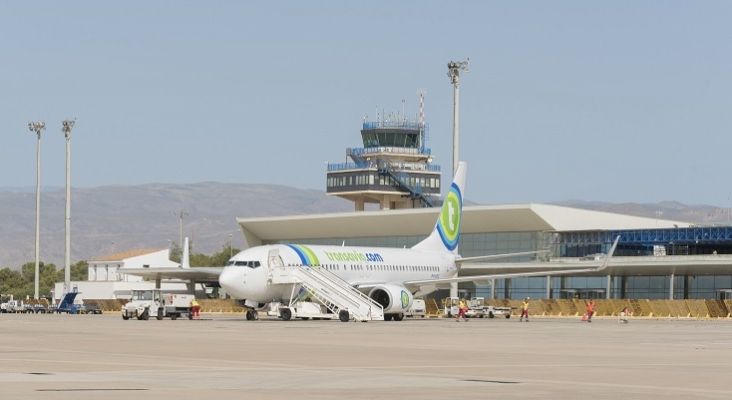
[239,111,732,302]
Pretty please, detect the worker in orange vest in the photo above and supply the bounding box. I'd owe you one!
[586,300,596,323]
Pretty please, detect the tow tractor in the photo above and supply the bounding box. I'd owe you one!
[121,289,194,321]
[465,297,512,318]
[444,297,512,318]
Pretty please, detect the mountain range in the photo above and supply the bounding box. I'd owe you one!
[0,183,727,270]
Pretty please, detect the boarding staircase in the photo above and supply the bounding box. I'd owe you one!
[267,249,384,321]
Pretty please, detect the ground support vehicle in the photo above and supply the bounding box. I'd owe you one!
[466,297,512,318]
[463,297,488,318]
[266,301,344,321]
[485,305,512,319]
[405,298,426,318]
[56,292,81,313]
[85,304,103,314]
[5,301,25,313]
[444,297,512,319]
[33,304,47,313]
[121,289,193,321]
[443,297,461,318]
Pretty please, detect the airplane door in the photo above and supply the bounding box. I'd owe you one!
[268,249,285,267]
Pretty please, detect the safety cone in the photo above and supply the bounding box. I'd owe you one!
[581,313,587,322]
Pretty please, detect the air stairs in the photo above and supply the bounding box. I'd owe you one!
[267,250,384,322]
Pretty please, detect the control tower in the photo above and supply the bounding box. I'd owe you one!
[326,99,441,211]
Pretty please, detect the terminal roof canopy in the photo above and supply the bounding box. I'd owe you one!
[236,204,689,247]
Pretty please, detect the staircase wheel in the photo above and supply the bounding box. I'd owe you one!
[338,310,350,322]
[280,308,292,321]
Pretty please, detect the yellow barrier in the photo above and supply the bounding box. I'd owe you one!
[76,298,732,319]
[425,298,440,316]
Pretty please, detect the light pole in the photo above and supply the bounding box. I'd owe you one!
[655,210,663,227]
[447,59,469,298]
[229,233,233,258]
[62,119,75,295]
[175,211,189,251]
[447,59,469,177]
[28,121,45,299]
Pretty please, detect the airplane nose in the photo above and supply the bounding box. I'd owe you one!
[219,267,241,296]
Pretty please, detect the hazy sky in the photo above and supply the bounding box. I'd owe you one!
[1,2,730,206]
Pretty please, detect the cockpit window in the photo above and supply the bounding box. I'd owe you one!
[234,261,261,268]
[226,261,235,266]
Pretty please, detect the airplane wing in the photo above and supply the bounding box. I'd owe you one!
[455,250,550,265]
[118,267,223,282]
[403,236,620,292]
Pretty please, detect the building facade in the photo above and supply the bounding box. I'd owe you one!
[236,204,732,300]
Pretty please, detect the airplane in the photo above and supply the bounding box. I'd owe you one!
[215,161,620,321]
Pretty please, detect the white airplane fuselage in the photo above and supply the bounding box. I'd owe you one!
[219,243,457,304]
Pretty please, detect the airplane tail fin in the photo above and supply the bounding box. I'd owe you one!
[412,162,466,254]
[181,237,190,269]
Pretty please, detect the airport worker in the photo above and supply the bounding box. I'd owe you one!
[586,300,596,323]
[620,307,629,324]
[456,299,468,322]
[190,298,201,319]
[519,297,530,322]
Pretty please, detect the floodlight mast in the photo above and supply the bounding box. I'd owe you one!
[28,121,45,300]
[447,59,469,177]
[175,210,189,252]
[447,59,469,298]
[62,119,75,294]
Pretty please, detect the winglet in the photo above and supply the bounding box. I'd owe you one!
[181,237,190,269]
[595,236,620,272]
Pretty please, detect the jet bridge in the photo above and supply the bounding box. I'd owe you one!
[266,249,384,322]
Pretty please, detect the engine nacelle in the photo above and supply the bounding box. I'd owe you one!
[368,284,413,314]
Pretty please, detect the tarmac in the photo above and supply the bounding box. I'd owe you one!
[1,313,731,399]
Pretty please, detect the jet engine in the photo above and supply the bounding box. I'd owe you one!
[368,284,414,313]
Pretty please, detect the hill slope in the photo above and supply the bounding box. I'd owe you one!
[1,184,726,270]
[0,183,354,270]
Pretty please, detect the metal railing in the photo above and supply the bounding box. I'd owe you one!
[350,146,431,156]
[363,121,425,130]
[327,161,440,172]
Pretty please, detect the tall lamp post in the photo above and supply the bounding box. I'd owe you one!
[446,59,469,177]
[175,211,189,252]
[447,59,469,298]
[28,121,45,299]
[62,119,75,294]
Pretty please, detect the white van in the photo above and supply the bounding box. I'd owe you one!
[405,298,426,318]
